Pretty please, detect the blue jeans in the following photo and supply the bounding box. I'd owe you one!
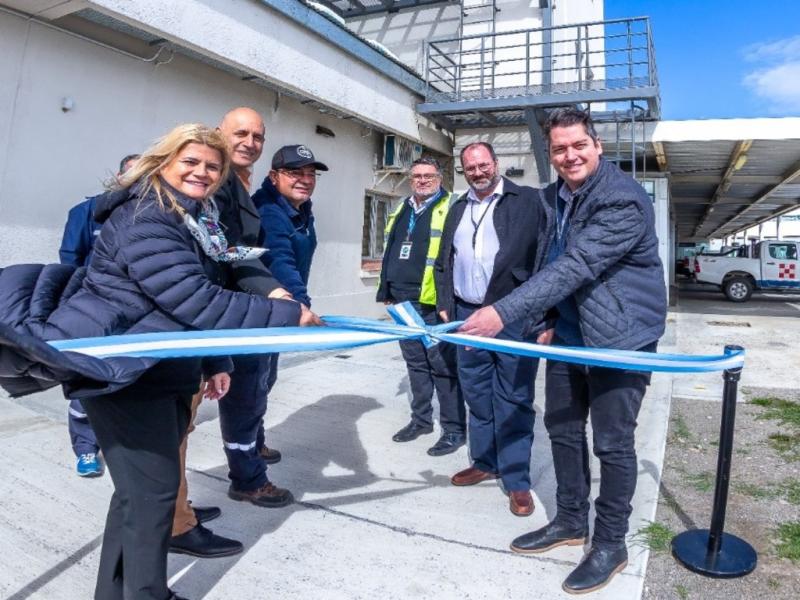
[455,299,538,491]
[544,340,655,547]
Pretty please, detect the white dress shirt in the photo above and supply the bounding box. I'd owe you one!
[452,178,504,304]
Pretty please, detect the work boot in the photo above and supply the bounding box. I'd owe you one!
[259,446,282,465]
[228,482,294,508]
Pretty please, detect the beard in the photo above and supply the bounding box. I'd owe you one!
[468,173,499,192]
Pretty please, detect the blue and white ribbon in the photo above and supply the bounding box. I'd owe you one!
[49,302,745,374]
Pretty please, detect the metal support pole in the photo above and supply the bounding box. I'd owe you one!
[671,345,757,578]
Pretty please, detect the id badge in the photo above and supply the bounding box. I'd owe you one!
[399,241,413,260]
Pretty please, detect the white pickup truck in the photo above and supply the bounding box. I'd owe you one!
[694,240,799,302]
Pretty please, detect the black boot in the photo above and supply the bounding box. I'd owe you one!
[510,520,588,554]
[562,545,628,594]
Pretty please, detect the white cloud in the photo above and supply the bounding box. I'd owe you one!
[742,35,800,113]
[743,35,800,63]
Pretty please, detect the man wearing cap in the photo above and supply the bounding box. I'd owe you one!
[376,157,466,456]
[252,145,327,309]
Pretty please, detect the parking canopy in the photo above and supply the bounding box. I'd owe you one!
[651,118,800,242]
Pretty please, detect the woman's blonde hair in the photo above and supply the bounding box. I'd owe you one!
[117,123,230,213]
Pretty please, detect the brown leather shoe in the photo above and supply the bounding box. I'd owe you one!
[450,465,498,486]
[509,490,534,516]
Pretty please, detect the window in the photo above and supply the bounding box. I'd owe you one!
[362,192,396,259]
[768,243,798,260]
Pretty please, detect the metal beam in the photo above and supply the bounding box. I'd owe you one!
[693,140,753,236]
[673,197,753,205]
[713,204,800,239]
[671,174,784,185]
[706,156,800,239]
[525,107,551,184]
[417,86,660,115]
[653,141,667,171]
[474,111,498,125]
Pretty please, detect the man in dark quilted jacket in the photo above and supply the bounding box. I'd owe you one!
[460,108,667,594]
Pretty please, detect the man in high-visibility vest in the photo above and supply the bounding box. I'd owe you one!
[376,157,466,456]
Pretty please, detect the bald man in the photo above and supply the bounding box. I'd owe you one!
[215,109,321,506]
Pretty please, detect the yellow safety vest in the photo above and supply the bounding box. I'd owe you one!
[383,190,452,305]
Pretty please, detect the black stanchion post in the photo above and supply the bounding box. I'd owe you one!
[671,345,757,578]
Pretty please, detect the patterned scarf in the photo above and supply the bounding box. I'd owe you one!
[183,198,266,263]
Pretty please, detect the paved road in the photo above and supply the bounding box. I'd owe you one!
[676,281,800,318]
[0,341,672,600]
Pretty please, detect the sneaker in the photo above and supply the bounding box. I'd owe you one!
[77,453,103,478]
[228,482,294,508]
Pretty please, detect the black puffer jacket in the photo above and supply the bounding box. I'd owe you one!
[493,158,666,350]
[0,184,301,398]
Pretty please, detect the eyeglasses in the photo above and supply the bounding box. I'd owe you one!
[463,162,495,175]
[410,173,440,181]
[277,169,320,180]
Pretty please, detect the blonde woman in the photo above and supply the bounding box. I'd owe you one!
[0,124,300,600]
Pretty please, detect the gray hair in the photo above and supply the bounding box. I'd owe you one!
[410,156,443,176]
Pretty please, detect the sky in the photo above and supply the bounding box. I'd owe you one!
[605,0,800,120]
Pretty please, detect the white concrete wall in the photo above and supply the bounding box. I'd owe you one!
[84,0,424,140]
[453,126,547,191]
[0,8,420,317]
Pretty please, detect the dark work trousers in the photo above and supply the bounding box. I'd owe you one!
[389,285,465,434]
[544,339,656,548]
[455,299,538,492]
[81,387,191,600]
[218,353,278,491]
[68,397,99,456]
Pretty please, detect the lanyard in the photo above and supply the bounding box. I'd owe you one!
[555,187,572,246]
[406,189,443,241]
[469,194,496,249]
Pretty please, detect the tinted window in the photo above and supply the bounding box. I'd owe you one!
[768,244,798,260]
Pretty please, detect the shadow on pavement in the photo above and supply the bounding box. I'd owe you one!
[170,393,440,599]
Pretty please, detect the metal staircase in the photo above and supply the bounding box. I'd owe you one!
[419,15,661,182]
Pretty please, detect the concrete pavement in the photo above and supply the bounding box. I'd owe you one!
[1,335,675,599]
